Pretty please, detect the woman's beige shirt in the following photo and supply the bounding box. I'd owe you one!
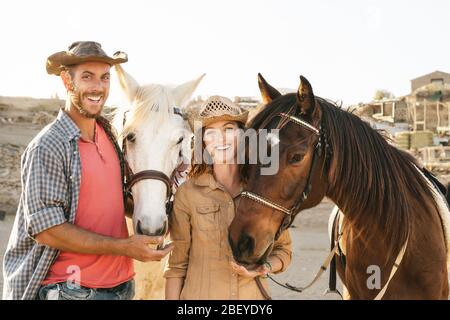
[164,172,292,300]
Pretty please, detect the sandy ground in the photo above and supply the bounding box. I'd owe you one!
[0,199,341,300]
[0,123,42,146]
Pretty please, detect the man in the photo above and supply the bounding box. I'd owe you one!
[2,41,173,300]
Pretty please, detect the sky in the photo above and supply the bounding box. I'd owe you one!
[1,0,449,107]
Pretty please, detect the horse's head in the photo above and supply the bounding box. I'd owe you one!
[229,74,328,265]
[114,65,204,236]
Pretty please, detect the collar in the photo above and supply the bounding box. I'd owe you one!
[78,122,99,144]
[55,109,114,143]
[194,172,221,192]
[194,172,243,196]
[55,108,81,141]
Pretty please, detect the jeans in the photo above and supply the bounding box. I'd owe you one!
[38,279,135,300]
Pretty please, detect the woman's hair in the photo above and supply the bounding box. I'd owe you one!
[188,121,244,179]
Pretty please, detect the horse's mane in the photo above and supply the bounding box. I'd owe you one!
[112,84,175,138]
[249,93,438,259]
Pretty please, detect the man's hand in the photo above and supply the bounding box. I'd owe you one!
[121,235,174,262]
[34,222,173,262]
[230,259,270,279]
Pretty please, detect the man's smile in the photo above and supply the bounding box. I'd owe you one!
[85,94,103,104]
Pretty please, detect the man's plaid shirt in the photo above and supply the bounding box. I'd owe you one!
[2,109,127,300]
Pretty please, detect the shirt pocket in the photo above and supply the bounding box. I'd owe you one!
[195,204,220,231]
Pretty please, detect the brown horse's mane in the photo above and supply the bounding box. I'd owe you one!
[248,93,438,259]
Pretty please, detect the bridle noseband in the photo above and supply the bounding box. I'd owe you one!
[240,111,329,239]
[122,108,187,215]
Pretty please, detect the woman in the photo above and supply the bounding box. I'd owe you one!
[164,96,292,300]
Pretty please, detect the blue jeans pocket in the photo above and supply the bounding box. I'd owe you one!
[39,282,95,300]
[38,283,59,300]
[38,280,134,300]
[58,282,95,300]
[112,279,135,300]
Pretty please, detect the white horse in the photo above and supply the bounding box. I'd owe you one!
[112,65,204,299]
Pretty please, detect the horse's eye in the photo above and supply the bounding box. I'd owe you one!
[126,133,136,143]
[289,153,303,164]
[176,136,184,145]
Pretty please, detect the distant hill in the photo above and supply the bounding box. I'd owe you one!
[0,96,64,111]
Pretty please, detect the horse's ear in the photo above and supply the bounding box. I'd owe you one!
[297,75,315,116]
[115,65,140,102]
[173,73,206,107]
[258,73,281,104]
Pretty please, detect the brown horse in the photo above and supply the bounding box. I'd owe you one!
[228,74,449,299]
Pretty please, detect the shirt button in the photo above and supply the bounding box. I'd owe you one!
[69,176,73,180]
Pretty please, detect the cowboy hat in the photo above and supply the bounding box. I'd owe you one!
[188,95,249,131]
[46,41,128,76]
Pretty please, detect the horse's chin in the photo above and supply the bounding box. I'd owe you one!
[232,242,274,267]
[249,242,273,266]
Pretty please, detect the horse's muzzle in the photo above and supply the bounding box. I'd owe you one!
[135,218,168,237]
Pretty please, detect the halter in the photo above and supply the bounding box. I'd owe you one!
[122,107,186,216]
[240,111,329,240]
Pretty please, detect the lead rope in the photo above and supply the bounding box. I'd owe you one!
[373,237,408,300]
[255,277,272,300]
[265,232,343,298]
[263,232,408,300]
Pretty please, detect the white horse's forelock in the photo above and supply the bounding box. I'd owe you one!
[114,84,176,139]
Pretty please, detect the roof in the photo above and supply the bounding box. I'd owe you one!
[411,70,450,82]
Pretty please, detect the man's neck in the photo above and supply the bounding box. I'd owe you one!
[64,100,96,142]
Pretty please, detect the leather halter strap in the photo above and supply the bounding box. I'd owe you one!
[240,191,292,215]
[279,112,320,136]
[121,108,185,203]
[125,169,173,198]
[240,112,321,215]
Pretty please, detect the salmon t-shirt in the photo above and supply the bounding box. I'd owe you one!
[43,122,134,288]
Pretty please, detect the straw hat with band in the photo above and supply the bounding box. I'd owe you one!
[46,41,128,76]
[188,95,249,132]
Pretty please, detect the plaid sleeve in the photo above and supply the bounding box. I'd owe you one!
[22,145,68,239]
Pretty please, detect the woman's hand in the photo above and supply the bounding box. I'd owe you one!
[230,260,271,278]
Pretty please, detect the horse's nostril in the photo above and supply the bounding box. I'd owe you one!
[135,218,168,236]
[238,233,255,256]
[154,226,165,237]
[136,220,144,235]
[162,219,169,235]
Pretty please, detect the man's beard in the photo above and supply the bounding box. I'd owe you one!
[69,83,104,119]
